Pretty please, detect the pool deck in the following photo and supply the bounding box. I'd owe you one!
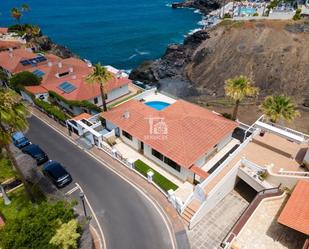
[142,92,176,104]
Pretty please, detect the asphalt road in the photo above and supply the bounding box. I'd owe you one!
[26,116,173,249]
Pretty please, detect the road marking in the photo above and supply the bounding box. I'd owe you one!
[75,183,106,249]
[65,185,79,196]
[30,112,177,249]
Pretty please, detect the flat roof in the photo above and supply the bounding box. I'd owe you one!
[102,99,238,168]
[278,180,309,235]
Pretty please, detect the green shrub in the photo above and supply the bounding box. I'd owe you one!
[134,159,178,192]
[253,12,259,16]
[0,190,76,249]
[49,91,101,113]
[0,156,16,182]
[9,71,41,92]
[33,99,69,122]
[293,9,302,20]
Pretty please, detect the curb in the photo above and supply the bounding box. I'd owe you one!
[30,110,178,249]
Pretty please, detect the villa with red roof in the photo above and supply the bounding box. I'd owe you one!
[0,48,131,115]
[68,90,238,181]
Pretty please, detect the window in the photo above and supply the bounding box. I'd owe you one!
[58,71,69,77]
[122,130,132,140]
[152,149,163,161]
[164,157,181,172]
[94,97,98,104]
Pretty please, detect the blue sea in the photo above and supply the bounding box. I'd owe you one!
[1,0,202,70]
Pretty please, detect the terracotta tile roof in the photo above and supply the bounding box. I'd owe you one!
[0,48,60,73]
[72,112,91,121]
[278,180,309,235]
[191,165,210,179]
[0,27,8,34]
[24,85,48,94]
[25,57,131,101]
[102,99,238,168]
[0,40,22,51]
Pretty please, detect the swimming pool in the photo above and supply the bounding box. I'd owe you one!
[145,101,171,111]
[239,7,257,15]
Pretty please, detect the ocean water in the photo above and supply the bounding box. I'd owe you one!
[1,0,202,70]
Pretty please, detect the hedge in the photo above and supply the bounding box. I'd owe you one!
[33,99,69,122]
[134,159,178,192]
[49,91,102,112]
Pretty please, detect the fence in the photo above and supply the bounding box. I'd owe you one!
[97,142,169,197]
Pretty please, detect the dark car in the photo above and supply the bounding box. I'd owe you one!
[22,144,49,165]
[42,160,72,188]
[12,132,30,149]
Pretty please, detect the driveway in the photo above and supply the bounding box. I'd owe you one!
[26,116,174,249]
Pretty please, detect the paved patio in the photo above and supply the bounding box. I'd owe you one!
[113,140,194,202]
[188,190,249,249]
[233,195,307,249]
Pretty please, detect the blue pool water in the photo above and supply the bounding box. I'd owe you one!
[0,0,202,70]
[239,7,257,15]
[145,101,171,110]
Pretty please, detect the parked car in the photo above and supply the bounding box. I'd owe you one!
[42,160,72,188]
[12,131,30,149]
[22,144,49,165]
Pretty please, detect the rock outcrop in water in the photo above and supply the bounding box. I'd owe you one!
[172,0,222,15]
[129,29,210,83]
[28,35,74,58]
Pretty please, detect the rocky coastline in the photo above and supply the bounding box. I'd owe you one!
[129,0,221,84]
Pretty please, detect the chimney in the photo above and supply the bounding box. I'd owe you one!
[47,61,53,67]
[123,111,130,119]
[9,48,13,52]
[58,62,62,68]
[71,74,77,80]
[69,66,74,73]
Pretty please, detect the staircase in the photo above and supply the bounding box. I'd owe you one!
[181,199,201,226]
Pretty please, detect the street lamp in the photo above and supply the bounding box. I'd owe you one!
[0,184,11,206]
[79,192,87,217]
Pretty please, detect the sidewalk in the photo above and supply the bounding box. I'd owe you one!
[30,106,190,249]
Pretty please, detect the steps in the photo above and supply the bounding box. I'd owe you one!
[181,199,201,226]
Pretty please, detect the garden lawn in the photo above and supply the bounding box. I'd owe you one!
[0,157,16,183]
[134,159,178,192]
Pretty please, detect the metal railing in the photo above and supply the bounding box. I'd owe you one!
[221,187,283,248]
[258,115,309,142]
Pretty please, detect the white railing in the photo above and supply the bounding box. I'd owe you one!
[258,115,309,142]
[133,88,157,101]
[180,191,195,213]
[277,169,309,177]
[241,158,266,171]
[201,129,259,189]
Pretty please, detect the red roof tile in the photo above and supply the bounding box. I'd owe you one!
[25,57,130,101]
[72,112,91,121]
[191,165,210,179]
[0,27,8,34]
[278,180,309,235]
[102,99,238,168]
[24,85,48,94]
[0,40,22,51]
[0,48,60,73]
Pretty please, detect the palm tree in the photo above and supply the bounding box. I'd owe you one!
[86,63,114,112]
[0,89,34,202]
[225,75,259,120]
[11,7,22,24]
[260,95,300,123]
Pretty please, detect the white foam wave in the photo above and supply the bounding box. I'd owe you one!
[188,28,202,35]
[165,3,172,7]
[135,49,150,55]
